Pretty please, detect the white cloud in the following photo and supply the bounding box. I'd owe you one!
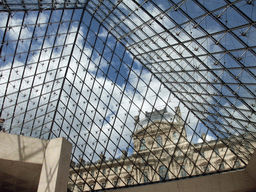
[197,134,215,143]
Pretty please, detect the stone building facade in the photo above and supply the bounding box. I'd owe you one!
[68,107,253,191]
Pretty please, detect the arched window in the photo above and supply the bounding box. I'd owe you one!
[113,180,118,186]
[112,176,119,187]
[156,135,163,146]
[100,179,107,188]
[144,171,149,183]
[77,183,84,191]
[173,132,179,143]
[203,166,210,173]
[126,178,132,185]
[177,149,182,157]
[245,142,250,149]
[219,163,225,170]
[235,160,240,168]
[89,183,95,190]
[140,139,146,150]
[200,151,205,158]
[181,166,187,177]
[214,149,219,156]
[159,165,169,180]
[68,186,74,191]
[127,165,131,171]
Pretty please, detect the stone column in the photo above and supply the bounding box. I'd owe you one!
[38,137,72,192]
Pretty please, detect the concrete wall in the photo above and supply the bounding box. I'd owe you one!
[107,152,256,192]
[0,132,72,192]
[108,170,256,192]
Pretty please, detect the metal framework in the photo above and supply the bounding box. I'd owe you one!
[0,0,255,191]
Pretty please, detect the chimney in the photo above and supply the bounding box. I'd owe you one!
[134,115,139,125]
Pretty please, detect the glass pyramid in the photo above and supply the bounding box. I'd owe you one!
[0,0,255,191]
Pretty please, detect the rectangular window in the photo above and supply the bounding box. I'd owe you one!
[127,178,132,185]
[177,149,182,157]
[78,184,83,190]
[204,166,210,172]
[181,166,187,177]
[91,171,94,177]
[200,151,205,158]
[127,165,131,172]
[219,163,225,170]
[245,142,250,149]
[114,180,118,186]
[142,155,146,163]
[140,139,147,150]
[103,169,106,175]
[114,167,118,173]
[144,172,149,183]
[215,149,219,155]
[235,161,240,167]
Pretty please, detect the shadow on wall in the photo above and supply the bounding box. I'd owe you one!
[0,132,72,192]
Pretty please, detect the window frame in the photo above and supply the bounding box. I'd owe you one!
[113,180,118,186]
[127,178,132,185]
[156,135,163,146]
[144,171,149,183]
[159,165,169,180]
[140,139,147,150]
[173,132,179,143]
[219,163,225,170]
[127,165,131,172]
[181,165,187,177]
